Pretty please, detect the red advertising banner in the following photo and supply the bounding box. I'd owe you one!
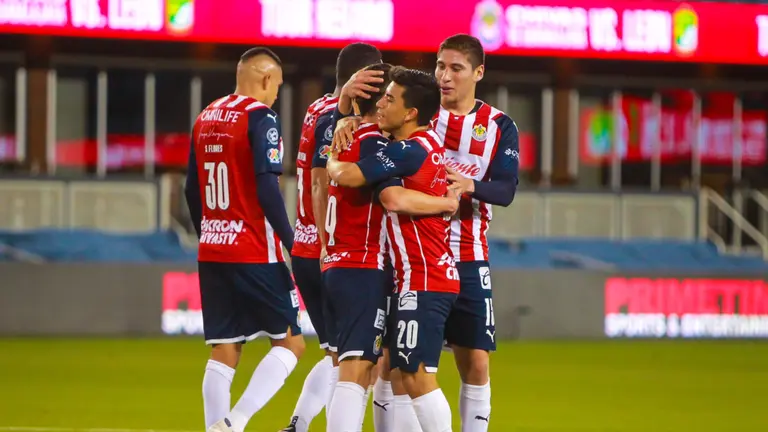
[580,94,768,166]
[604,277,768,338]
[1,0,768,65]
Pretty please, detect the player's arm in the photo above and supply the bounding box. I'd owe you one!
[183,138,202,238]
[345,139,425,188]
[377,180,459,216]
[447,115,519,207]
[311,114,333,253]
[249,110,294,252]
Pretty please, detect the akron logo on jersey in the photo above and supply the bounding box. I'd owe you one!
[472,124,488,141]
[267,148,281,164]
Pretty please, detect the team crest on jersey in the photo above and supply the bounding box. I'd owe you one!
[373,334,383,355]
[319,145,331,159]
[472,124,488,141]
[267,127,279,145]
[324,125,333,141]
[267,148,281,164]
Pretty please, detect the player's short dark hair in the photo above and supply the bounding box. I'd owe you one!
[355,63,392,117]
[438,34,485,69]
[240,47,282,67]
[389,66,440,127]
[336,43,383,86]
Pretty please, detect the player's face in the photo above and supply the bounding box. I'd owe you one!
[435,49,484,106]
[376,82,413,133]
[263,67,284,107]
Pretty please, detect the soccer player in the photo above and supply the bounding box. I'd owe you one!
[184,47,305,432]
[333,35,520,432]
[285,42,383,432]
[434,34,519,432]
[326,66,459,432]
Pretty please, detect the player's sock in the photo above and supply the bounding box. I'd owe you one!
[202,359,235,428]
[289,355,334,432]
[327,381,366,432]
[412,389,452,432]
[357,385,372,432]
[326,365,340,413]
[393,394,423,432]
[227,346,298,432]
[372,379,395,431]
[459,381,491,432]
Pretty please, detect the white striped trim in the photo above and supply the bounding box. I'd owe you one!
[245,101,267,111]
[205,330,287,345]
[339,350,365,361]
[210,95,230,108]
[226,95,247,108]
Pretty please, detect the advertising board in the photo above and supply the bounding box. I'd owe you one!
[1,0,768,65]
[605,277,768,338]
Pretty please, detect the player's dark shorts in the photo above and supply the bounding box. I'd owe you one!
[390,290,457,374]
[382,264,396,348]
[323,267,389,363]
[198,261,302,345]
[292,256,333,350]
[445,260,496,351]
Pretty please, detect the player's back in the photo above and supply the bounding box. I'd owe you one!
[388,129,458,294]
[192,94,286,264]
[325,123,388,270]
[293,95,338,257]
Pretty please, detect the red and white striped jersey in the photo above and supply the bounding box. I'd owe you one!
[431,100,517,262]
[323,123,389,270]
[192,94,286,263]
[292,95,338,259]
[383,130,460,295]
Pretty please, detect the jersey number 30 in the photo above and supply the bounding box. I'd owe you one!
[204,162,230,210]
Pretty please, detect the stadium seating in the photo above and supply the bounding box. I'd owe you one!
[2,230,767,272]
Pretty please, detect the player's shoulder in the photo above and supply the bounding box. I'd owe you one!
[477,100,516,130]
[407,129,442,152]
[355,123,384,141]
[307,94,338,116]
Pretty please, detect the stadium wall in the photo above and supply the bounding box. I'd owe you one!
[1,264,766,340]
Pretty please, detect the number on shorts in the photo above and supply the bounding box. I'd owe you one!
[297,167,305,217]
[204,161,230,210]
[326,195,337,246]
[396,319,418,349]
[485,298,495,327]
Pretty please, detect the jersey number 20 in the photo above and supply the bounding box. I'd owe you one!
[204,162,230,210]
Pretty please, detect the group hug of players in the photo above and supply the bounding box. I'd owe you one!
[185,34,519,432]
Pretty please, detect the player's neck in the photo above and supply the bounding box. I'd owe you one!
[361,114,377,125]
[393,123,427,141]
[332,86,342,98]
[233,86,260,102]
[442,95,477,116]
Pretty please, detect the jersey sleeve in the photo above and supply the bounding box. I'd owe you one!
[248,109,284,175]
[356,140,428,185]
[488,114,520,182]
[311,111,334,169]
[183,138,202,238]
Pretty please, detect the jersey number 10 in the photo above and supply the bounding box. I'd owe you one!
[204,161,230,210]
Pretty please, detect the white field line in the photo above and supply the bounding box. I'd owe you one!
[0,427,197,432]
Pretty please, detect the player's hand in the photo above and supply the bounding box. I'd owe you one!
[342,69,385,100]
[443,187,460,219]
[319,246,328,264]
[447,167,475,196]
[332,116,362,153]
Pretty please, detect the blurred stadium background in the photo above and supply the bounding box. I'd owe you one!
[1,0,768,430]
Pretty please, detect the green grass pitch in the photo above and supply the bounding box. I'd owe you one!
[0,338,766,431]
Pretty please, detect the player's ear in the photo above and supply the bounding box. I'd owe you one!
[405,107,419,124]
[474,65,485,83]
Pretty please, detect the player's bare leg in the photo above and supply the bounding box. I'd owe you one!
[373,350,396,431]
[452,346,491,432]
[281,348,336,432]
[203,343,243,428]
[211,328,305,432]
[401,364,452,432]
[389,367,423,432]
[326,355,378,432]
